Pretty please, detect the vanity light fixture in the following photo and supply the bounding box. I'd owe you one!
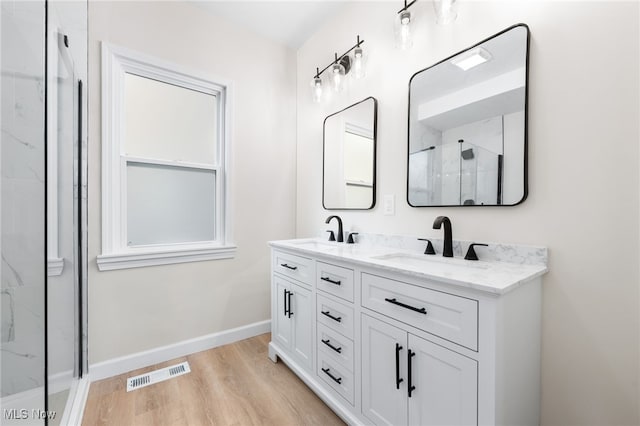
[433,0,458,25]
[311,68,323,103]
[331,53,347,92]
[311,36,365,101]
[395,0,417,50]
[451,47,492,71]
[352,45,365,79]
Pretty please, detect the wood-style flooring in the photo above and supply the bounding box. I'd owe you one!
[82,333,345,426]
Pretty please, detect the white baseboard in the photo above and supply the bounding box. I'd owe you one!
[89,319,271,382]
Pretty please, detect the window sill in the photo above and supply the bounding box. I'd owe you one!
[96,244,237,271]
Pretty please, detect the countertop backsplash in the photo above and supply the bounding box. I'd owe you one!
[315,231,548,267]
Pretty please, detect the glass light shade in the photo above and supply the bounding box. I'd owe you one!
[331,62,345,92]
[352,46,365,79]
[395,10,413,50]
[434,0,458,25]
[311,76,323,103]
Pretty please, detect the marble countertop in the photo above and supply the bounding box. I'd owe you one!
[269,238,548,295]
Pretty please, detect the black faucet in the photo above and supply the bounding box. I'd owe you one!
[325,215,344,243]
[432,216,453,257]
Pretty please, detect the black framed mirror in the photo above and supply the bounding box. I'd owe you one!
[407,24,529,207]
[323,97,377,210]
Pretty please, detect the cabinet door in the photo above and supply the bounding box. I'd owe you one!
[291,283,313,371]
[407,334,477,426]
[273,276,291,349]
[361,315,408,426]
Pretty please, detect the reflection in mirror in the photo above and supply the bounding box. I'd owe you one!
[408,24,529,206]
[323,97,377,209]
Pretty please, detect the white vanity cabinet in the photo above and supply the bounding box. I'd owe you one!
[269,241,545,426]
[271,252,313,372]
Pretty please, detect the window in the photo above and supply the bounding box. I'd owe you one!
[97,44,235,271]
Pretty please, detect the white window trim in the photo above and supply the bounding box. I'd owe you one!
[97,43,235,271]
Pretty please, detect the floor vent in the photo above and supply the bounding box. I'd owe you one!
[126,361,191,392]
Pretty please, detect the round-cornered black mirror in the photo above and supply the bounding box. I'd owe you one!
[407,24,530,207]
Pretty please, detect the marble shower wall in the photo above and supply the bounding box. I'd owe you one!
[1,0,47,397]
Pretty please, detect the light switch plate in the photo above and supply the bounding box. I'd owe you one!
[383,194,395,216]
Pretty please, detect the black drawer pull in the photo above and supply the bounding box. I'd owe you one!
[321,311,342,323]
[321,339,342,353]
[280,263,298,271]
[321,367,342,384]
[320,276,341,286]
[384,298,427,315]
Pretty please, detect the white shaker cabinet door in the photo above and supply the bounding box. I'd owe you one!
[407,334,477,426]
[361,315,408,426]
[273,276,292,349]
[291,283,313,371]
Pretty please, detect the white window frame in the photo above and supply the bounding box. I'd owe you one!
[97,43,235,271]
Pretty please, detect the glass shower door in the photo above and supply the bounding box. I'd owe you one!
[1,1,86,424]
[459,141,502,206]
[46,1,87,424]
[1,0,48,423]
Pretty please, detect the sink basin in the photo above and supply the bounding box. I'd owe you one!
[370,253,489,270]
[289,240,339,250]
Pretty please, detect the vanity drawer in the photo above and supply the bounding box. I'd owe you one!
[317,323,354,373]
[317,351,355,406]
[362,273,478,350]
[317,294,354,340]
[316,261,354,302]
[273,250,313,286]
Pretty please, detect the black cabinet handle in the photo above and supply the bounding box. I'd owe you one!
[280,263,298,271]
[395,343,404,390]
[321,311,342,323]
[287,291,293,318]
[320,276,341,286]
[283,289,289,316]
[321,367,342,384]
[322,339,342,353]
[385,298,427,315]
[408,349,416,397]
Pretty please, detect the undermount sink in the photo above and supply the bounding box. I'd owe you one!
[289,240,339,250]
[370,253,490,270]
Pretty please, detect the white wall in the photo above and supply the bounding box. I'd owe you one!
[88,2,296,363]
[296,1,639,424]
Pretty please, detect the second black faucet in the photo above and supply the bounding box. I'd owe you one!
[325,215,344,243]
[432,216,453,257]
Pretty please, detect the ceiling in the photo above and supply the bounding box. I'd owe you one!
[192,1,348,49]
